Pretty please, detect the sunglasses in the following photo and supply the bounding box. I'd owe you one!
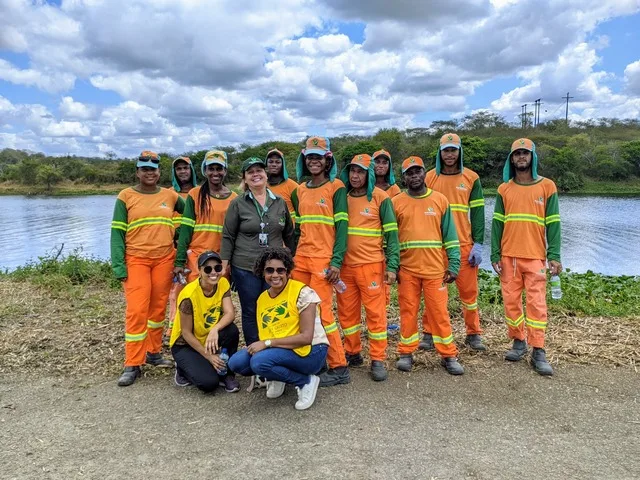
[264,267,287,275]
[203,264,223,274]
[139,156,160,164]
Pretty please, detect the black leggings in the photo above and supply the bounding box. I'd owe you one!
[171,323,240,393]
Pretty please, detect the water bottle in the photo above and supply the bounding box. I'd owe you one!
[217,348,229,376]
[550,274,562,300]
[324,268,347,294]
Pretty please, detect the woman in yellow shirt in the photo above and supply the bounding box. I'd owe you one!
[228,247,329,410]
[170,251,240,393]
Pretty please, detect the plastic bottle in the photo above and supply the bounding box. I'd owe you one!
[217,348,229,376]
[550,274,562,300]
[324,268,347,294]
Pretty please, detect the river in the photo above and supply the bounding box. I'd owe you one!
[1,195,639,276]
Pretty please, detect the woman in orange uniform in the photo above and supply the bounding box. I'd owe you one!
[111,150,185,387]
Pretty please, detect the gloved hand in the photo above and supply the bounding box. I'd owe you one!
[468,243,483,267]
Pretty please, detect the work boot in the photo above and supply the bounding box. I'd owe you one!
[530,348,554,376]
[441,357,464,375]
[370,360,388,382]
[465,334,487,351]
[117,366,141,387]
[418,333,435,351]
[396,354,413,372]
[145,352,173,368]
[505,339,528,362]
[346,352,364,367]
[318,366,350,387]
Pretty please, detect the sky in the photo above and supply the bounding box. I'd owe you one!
[0,0,639,157]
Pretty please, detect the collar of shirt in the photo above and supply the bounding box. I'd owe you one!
[246,188,276,201]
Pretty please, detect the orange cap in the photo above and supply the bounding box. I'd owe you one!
[373,149,391,160]
[510,138,534,153]
[346,153,372,170]
[266,148,284,160]
[440,133,461,150]
[303,136,330,155]
[401,156,425,173]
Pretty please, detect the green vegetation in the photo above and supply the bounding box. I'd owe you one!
[2,114,640,195]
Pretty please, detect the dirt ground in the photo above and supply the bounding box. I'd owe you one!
[1,361,639,480]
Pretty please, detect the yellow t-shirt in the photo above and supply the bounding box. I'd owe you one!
[257,279,311,357]
[170,277,231,347]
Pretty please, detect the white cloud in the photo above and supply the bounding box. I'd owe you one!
[624,60,640,94]
[59,97,97,120]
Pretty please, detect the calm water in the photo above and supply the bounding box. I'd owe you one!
[1,195,639,276]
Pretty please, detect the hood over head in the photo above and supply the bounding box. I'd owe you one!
[503,138,538,182]
[296,136,337,182]
[171,156,197,192]
[265,148,289,180]
[372,149,396,185]
[340,153,375,200]
[435,133,463,175]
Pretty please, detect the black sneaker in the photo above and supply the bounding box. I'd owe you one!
[370,360,388,382]
[530,348,553,376]
[117,366,141,387]
[418,333,435,351]
[346,352,364,367]
[145,352,174,368]
[174,368,191,387]
[222,376,241,393]
[465,334,487,351]
[319,366,350,387]
[505,339,528,362]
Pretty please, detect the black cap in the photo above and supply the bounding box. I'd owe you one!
[197,250,222,268]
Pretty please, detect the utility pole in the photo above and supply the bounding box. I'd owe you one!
[562,92,573,124]
[520,104,528,129]
[533,99,542,127]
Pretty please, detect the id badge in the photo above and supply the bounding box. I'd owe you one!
[259,232,269,247]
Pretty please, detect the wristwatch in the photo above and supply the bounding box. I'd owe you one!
[265,339,272,348]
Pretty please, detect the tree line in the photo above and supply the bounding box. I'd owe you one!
[1,113,639,192]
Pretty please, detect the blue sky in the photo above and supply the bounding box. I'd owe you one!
[1,0,639,156]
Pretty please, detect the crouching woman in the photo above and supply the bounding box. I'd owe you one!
[170,251,240,393]
[228,247,328,410]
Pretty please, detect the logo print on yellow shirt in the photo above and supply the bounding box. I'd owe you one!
[261,301,291,329]
[424,207,436,216]
[204,305,221,328]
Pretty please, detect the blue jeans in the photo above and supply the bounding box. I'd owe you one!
[228,344,328,388]
[231,266,268,345]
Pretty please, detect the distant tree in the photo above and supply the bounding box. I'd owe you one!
[116,161,136,184]
[18,159,40,185]
[460,111,509,131]
[36,164,63,190]
[372,128,403,162]
[620,141,640,175]
[335,140,383,170]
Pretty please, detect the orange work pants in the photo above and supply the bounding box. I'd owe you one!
[398,269,457,358]
[292,255,347,369]
[123,252,175,366]
[423,244,481,335]
[500,256,548,348]
[336,262,388,361]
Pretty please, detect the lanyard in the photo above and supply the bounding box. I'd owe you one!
[249,192,269,231]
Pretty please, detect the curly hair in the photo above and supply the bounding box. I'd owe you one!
[253,247,295,278]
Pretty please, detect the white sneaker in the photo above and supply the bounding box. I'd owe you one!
[295,375,320,411]
[266,381,286,399]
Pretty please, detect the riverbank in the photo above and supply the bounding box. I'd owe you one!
[2,178,640,196]
[1,254,638,377]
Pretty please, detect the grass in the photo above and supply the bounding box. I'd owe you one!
[1,253,638,377]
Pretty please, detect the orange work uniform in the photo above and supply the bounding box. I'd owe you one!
[291,179,349,369]
[111,187,184,367]
[392,189,461,358]
[425,167,484,335]
[269,178,299,221]
[175,186,237,282]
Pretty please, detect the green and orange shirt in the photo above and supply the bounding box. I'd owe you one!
[344,187,400,272]
[491,177,561,263]
[175,186,237,267]
[269,178,299,220]
[172,191,191,230]
[392,189,461,279]
[425,167,484,247]
[291,179,349,268]
[110,186,185,279]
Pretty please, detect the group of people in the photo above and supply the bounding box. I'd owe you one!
[110,133,562,410]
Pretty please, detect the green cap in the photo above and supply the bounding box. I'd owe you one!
[242,157,266,173]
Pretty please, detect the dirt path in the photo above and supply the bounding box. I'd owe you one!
[1,362,639,480]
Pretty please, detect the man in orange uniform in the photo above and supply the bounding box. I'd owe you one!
[111,151,185,386]
[491,138,561,376]
[337,154,400,382]
[392,156,464,375]
[265,148,298,220]
[422,133,486,351]
[166,156,197,341]
[291,136,350,387]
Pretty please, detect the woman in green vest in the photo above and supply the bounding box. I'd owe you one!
[228,247,329,410]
